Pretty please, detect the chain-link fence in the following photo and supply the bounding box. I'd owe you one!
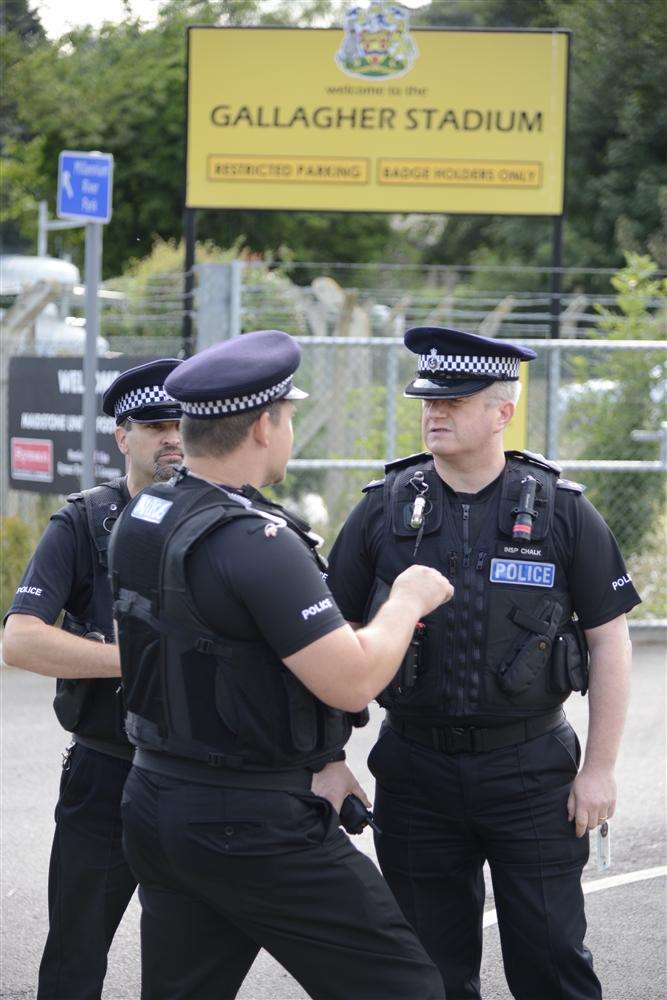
[3,261,665,622]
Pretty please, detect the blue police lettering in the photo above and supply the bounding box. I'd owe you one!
[490,558,555,588]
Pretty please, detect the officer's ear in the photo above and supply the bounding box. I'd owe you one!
[251,409,273,449]
[115,420,131,456]
[495,400,516,432]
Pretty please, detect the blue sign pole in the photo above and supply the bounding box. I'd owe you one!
[57,151,114,489]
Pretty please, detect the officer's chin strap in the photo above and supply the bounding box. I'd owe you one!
[408,471,431,559]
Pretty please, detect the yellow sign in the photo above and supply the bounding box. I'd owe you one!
[208,155,370,185]
[187,23,569,215]
[377,159,542,188]
[506,364,529,451]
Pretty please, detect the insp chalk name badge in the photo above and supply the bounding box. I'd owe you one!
[490,558,555,588]
[497,541,545,560]
[131,493,173,524]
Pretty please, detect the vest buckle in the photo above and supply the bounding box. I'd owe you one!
[207,752,224,767]
[195,637,214,654]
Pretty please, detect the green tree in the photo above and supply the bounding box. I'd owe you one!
[413,0,667,271]
[3,0,667,274]
[0,0,47,253]
[2,0,401,275]
[562,253,667,556]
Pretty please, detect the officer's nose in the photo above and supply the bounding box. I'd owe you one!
[426,399,452,415]
[162,422,183,447]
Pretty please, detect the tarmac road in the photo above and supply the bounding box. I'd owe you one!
[1,639,665,1000]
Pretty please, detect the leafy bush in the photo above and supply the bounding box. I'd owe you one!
[563,253,667,556]
[1,516,34,622]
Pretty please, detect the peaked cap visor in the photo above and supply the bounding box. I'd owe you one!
[125,404,183,423]
[283,385,309,401]
[404,375,497,399]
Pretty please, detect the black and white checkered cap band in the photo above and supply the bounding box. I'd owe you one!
[180,376,292,417]
[417,352,520,379]
[114,385,177,419]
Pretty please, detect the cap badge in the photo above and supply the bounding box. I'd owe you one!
[426,348,444,373]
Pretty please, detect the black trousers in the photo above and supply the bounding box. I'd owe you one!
[121,765,445,1000]
[37,744,137,1000]
[369,719,602,1000]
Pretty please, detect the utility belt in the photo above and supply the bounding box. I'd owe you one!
[133,748,314,791]
[74,735,134,762]
[388,707,564,755]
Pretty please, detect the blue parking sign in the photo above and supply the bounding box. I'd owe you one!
[57,151,114,223]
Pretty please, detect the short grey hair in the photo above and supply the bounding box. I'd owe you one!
[483,380,522,406]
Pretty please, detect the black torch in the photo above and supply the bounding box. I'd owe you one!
[512,475,538,541]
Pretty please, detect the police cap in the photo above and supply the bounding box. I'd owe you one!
[404,326,536,400]
[102,358,183,425]
[164,330,308,419]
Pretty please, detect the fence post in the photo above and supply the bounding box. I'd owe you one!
[545,219,564,458]
[545,348,560,458]
[37,201,48,257]
[385,343,398,462]
[195,262,244,352]
[181,208,197,358]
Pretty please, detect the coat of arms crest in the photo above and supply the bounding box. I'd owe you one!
[335,3,418,80]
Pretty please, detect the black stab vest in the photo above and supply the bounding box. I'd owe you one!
[110,473,352,771]
[53,478,129,743]
[363,452,588,724]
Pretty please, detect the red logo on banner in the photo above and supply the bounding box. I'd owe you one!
[11,438,54,482]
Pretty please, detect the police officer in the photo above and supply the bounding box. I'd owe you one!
[109,329,452,1000]
[3,359,183,1000]
[327,326,641,1000]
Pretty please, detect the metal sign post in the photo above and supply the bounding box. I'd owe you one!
[82,223,102,488]
[57,150,114,489]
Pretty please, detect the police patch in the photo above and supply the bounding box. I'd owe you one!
[490,558,555,588]
[131,493,173,524]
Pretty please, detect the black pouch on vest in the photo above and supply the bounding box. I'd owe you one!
[549,622,589,695]
[53,618,104,732]
[567,621,589,695]
[393,622,427,695]
[498,600,562,695]
[53,678,93,732]
[549,635,570,694]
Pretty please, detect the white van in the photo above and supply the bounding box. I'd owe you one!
[0,255,109,355]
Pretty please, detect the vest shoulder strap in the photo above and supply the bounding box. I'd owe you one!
[384,451,431,474]
[556,477,586,494]
[362,478,385,494]
[505,449,562,476]
[68,478,128,568]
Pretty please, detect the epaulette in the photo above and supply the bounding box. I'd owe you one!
[556,477,586,494]
[362,478,385,493]
[505,449,562,476]
[66,480,126,504]
[384,451,431,474]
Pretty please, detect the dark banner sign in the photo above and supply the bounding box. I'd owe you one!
[8,356,156,495]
